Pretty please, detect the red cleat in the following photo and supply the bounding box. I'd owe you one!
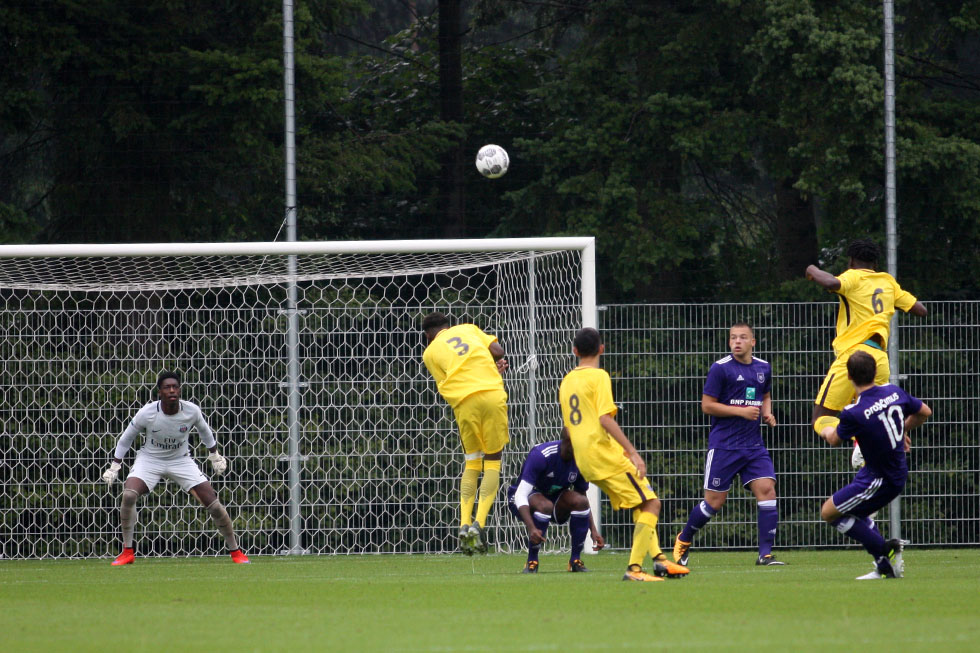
[230,549,250,564]
[111,548,135,566]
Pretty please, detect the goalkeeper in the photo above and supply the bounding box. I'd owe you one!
[101,371,249,565]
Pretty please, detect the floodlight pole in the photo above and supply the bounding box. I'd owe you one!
[883,0,902,541]
[283,0,304,555]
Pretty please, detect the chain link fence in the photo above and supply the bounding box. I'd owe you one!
[597,302,979,550]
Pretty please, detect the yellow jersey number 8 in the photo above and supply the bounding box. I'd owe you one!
[568,394,582,425]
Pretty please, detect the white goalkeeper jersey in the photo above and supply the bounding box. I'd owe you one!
[114,400,216,461]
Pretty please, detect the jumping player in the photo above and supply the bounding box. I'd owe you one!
[805,238,926,437]
[422,312,510,555]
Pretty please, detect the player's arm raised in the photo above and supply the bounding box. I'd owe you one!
[909,301,928,317]
[804,265,842,291]
[702,394,759,421]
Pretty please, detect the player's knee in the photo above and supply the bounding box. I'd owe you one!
[637,498,660,517]
[704,492,726,510]
[570,492,590,512]
[120,488,139,509]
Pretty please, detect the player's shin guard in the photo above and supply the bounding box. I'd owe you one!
[833,516,886,558]
[680,500,717,543]
[528,511,551,562]
[460,458,481,526]
[757,500,778,557]
[207,499,239,551]
[120,488,139,548]
[474,458,501,527]
[569,509,590,561]
[629,510,658,568]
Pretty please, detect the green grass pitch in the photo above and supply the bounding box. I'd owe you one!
[3,550,978,652]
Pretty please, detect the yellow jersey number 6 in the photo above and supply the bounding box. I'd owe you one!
[871,288,884,314]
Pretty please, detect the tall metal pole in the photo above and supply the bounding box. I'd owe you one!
[883,0,902,541]
[527,254,537,446]
[283,0,303,554]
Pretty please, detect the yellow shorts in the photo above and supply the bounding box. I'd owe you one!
[592,471,658,511]
[453,388,509,456]
[814,343,890,411]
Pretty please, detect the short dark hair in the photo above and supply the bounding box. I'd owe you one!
[846,351,876,386]
[846,239,880,267]
[731,321,754,336]
[157,371,180,388]
[573,327,602,357]
[421,311,450,333]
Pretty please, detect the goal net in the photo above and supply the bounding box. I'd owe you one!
[0,238,593,558]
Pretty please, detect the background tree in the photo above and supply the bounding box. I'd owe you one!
[2,0,979,300]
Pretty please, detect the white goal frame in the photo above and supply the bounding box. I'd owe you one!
[0,237,595,558]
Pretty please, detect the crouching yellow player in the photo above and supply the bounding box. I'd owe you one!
[559,327,689,582]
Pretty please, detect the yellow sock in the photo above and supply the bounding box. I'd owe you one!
[629,511,658,568]
[634,507,664,560]
[474,459,502,527]
[460,461,481,526]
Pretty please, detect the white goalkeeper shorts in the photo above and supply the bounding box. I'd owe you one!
[128,452,208,492]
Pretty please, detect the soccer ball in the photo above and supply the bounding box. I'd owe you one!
[475,144,509,179]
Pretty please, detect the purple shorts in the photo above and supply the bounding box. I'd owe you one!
[832,467,904,518]
[506,484,569,524]
[703,447,775,493]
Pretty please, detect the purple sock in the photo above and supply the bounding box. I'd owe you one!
[833,516,886,557]
[866,516,880,536]
[527,512,551,562]
[569,509,590,561]
[757,500,778,556]
[680,501,717,542]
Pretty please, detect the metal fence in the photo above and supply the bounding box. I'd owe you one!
[596,302,980,551]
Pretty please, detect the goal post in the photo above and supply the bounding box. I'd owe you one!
[0,237,595,558]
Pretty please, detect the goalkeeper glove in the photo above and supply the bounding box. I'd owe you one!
[102,461,122,484]
[851,443,865,469]
[207,451,228,476]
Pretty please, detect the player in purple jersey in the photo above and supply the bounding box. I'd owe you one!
[817,351,931,579]
[674,323,783,567]
[507,429,605,573]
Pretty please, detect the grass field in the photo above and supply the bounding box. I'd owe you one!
[2,549,978,652]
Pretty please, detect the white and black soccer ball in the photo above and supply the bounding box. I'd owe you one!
[475,144,509,179]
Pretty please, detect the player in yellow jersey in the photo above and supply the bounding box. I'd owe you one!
[422,312,510,555]
[806,239,927,447]
[559,327,689,582]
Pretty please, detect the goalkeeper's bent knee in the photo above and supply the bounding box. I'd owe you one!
[814,415,840,435]
[120,488,139,509]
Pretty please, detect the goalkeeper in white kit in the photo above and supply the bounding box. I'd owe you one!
[102,371,249,564]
